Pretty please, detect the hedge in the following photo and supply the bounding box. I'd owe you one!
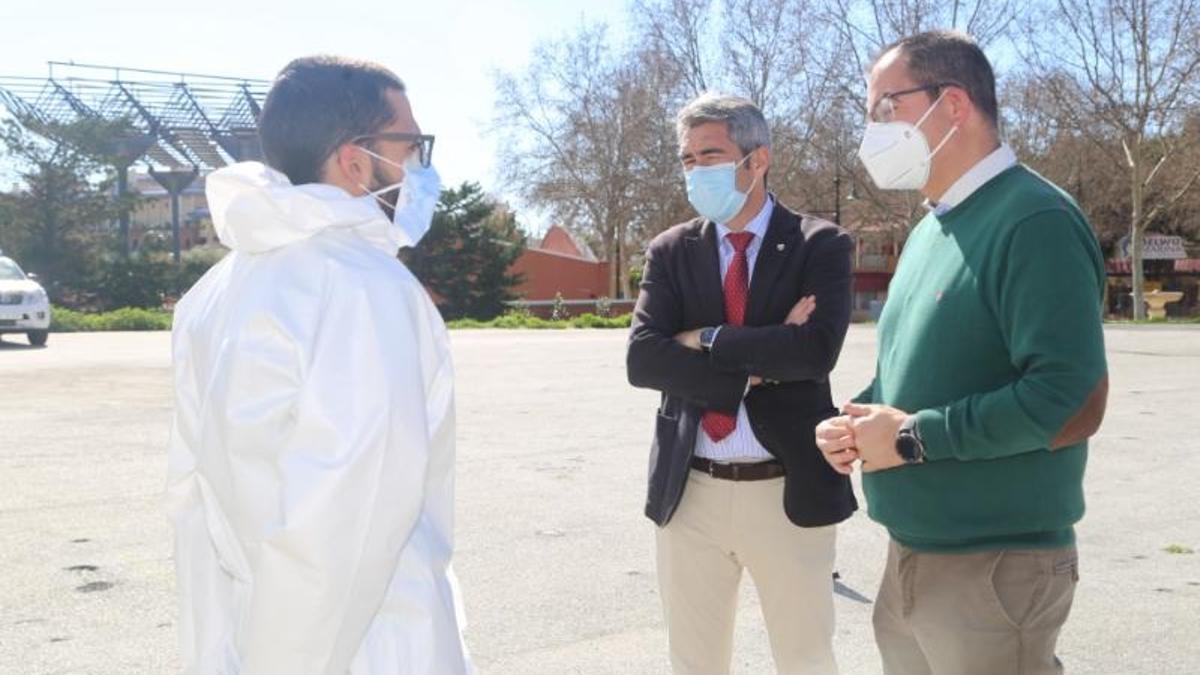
[51,306,173,332]
[49,306,632,332]
[446,313,632,329]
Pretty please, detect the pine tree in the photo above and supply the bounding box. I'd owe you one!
[403,182,526,320]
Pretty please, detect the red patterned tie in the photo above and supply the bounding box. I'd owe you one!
[702,231,755,442]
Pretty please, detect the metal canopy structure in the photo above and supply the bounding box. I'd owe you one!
[0,62,270,258]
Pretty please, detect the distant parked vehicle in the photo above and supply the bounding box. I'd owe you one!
[0,252,51,346]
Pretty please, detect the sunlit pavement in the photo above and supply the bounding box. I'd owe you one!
[1,325,1197,674]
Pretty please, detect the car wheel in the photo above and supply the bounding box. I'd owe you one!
[27,330,48,347]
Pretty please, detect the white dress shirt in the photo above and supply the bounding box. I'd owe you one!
[694,196,776,463]
[926,144,1018,216]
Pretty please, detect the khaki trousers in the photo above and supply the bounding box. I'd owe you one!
[656,469,839,675]
[873,539,1079,675]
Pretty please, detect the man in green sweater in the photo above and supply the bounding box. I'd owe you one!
[816,31,1109,674]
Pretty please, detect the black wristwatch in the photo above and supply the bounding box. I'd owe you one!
[895,416,926,464]
[699,326,720,352]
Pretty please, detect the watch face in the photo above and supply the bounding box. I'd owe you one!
[897,433,919,462]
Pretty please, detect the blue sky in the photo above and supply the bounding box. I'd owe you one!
[0,0,632,230]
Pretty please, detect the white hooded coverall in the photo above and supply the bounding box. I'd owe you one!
[166,162,470,674]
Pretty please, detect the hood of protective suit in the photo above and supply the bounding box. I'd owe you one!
[206,161,405,255]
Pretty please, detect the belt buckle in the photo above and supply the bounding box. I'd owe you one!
[730,463,740,480]
[708,460,716,478]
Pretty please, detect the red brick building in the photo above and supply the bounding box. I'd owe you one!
[509,226,625,316]
[509,223,904,319]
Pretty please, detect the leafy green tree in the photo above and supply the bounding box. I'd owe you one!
[403,182,526,320]
[0,118,138,303]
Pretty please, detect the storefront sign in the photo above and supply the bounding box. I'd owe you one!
[1119,234,1187,260]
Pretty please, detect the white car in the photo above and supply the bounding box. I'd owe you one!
[0,254,51,346]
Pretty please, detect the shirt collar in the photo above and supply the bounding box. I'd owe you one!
[926,144,1018,216]
[716,194,774,247]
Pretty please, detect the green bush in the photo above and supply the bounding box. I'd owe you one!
[489,312,534,329]
[96,307,173,331]
[51,306,632,333]
[49,307,96,332]
[51,306,172,332]
[569,313,631,328]
[71,247,228,312]
[91,255,177,310]
[1105,316,1200,324]
[446,311,631,330]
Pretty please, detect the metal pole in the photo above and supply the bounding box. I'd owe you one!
[117,165,131,257]
[171,189,181,263]
[148,167,198,264]
[834,171,842,225]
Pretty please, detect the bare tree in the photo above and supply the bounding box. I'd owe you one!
[825,0,1022,107]
[495,0,1050,286]
[724,0,848,210]
[1004,72,1136,248]
[493,25,682,298]
[496,0,849,293]
[632,0,715,98]
[1021,0,1200,318]
[721,0,810,111]
[622,48,695,275]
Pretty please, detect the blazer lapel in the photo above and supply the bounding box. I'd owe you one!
[684,220,726,326]
[746,205,799,325]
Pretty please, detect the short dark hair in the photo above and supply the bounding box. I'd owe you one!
[877,30,999,128]
[258,56,405,185]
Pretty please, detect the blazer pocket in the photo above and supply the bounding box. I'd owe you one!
[648,411,681,491]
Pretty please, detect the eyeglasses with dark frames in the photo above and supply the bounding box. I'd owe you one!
[352,132,435,168]
[869,82,962,123]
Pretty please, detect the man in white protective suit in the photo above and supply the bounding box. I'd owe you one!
[166,55,471,674]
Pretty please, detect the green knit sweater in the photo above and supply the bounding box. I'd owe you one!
[857,165,1108,553]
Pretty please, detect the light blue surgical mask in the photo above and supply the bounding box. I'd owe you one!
[684,154,757,224]
[357,147,442,249]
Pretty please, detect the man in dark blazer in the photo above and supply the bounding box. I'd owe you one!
[627,92,856,675]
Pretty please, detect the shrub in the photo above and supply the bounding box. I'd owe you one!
[51,306,632,333]
[445,311,631,330]
[50,306,172,332]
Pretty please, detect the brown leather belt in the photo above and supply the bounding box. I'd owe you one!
[690,457,785,481]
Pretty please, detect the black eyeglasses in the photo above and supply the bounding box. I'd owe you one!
[352,132,435,168]
[869,82,961,123]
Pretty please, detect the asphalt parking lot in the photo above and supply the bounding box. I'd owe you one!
[1,325,1197,674]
